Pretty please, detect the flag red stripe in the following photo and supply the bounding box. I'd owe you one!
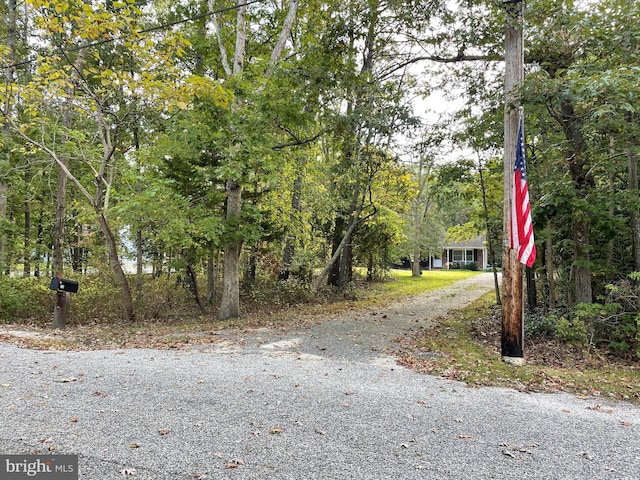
[511,122,536,268]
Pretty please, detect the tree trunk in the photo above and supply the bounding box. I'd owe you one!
[526,266,537,311]
[313,201,364,292]
[411,248,421,277]
[328,215,345,287]
[559,99,592,305]
[0,0,16,274]
[135,226,143,303]
[53,163,67,274]
[186,263,204,312]
[97,211,135,321]
[367,253,374,281]
[23,188,31,277]
[477,155,500,303]
[544,220,556,311]
[628,148,640,272]
[337,230,353,288]
[218,179,242,320]
[35,205,44,277]
[207,243,216,304]
[280,174,302,280]
[570,214,592,305]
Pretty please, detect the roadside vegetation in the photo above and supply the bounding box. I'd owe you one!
[396,292,640,404]
[0,269,478,349]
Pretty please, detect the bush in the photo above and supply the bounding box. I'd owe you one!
[0,277,52,322]
[524,311,558,339]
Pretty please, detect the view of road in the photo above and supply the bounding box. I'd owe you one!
[1,272,639,479]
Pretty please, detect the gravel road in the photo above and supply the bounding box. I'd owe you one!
[1,272,639,479]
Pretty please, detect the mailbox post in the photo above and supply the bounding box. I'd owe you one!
[49,274,79,330]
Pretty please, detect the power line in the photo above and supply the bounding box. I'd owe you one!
[2,0,263,71]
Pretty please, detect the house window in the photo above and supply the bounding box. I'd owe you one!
[452,250,475,263]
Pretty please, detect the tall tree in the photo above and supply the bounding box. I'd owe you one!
[205,0,299,319]
[0,0,17,273]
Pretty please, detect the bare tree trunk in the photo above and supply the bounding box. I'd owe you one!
[135,227,143,302]
[280,174,302,280]
[570,215,592,305]
[628,148,640,272]
[219,180,242,320]
[35,205,43,277]
[313,201,365,291]
[53,165,67,274]
[23,195,31,276]
[477,154,500,304]
[544,221,556,311]
[411,248,421,277]
[97,211,135,321]
[207,243,216,304]
[1,0,17,273]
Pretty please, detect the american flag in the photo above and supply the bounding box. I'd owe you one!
[511,120,536,267]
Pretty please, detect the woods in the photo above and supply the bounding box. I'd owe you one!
[1,0,639,357]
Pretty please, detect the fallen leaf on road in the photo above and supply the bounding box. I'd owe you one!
[93,391,107,398]
[587,405,613,414]
[457,435,473,439]
[159,429,170,436]
[225,459,243,469]
[71,417,78,423]
[621,421,632,427]
[129,443,140,449]
[191,473,207,479]
[56,377,77,383]
[269,426,283,434]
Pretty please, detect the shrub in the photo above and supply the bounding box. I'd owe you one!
[524,311,558,339]
[0,277,51,322]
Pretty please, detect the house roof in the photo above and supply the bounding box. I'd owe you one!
[443,235,487,249]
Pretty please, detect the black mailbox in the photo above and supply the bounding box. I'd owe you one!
[49,277,79,294]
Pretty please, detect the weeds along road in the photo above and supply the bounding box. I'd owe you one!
[1,272,639,479]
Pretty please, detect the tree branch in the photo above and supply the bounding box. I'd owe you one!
[271,126,331,150]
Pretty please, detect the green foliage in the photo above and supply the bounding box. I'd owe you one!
[555,314,590,347]
[524,311,558,340]
[0,277,51,322]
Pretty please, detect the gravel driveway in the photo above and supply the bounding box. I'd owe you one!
[1,272,639,479]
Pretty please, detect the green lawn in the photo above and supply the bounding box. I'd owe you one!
[369,269,481,299]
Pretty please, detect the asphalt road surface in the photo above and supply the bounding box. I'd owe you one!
[1,273,639,479]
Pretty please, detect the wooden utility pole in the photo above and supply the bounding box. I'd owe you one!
[502,0,524,365]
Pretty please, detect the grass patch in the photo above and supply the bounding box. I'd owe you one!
[396,293,640,403]
[365,269,480,300]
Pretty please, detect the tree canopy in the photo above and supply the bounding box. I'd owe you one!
[1,0,638,341]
